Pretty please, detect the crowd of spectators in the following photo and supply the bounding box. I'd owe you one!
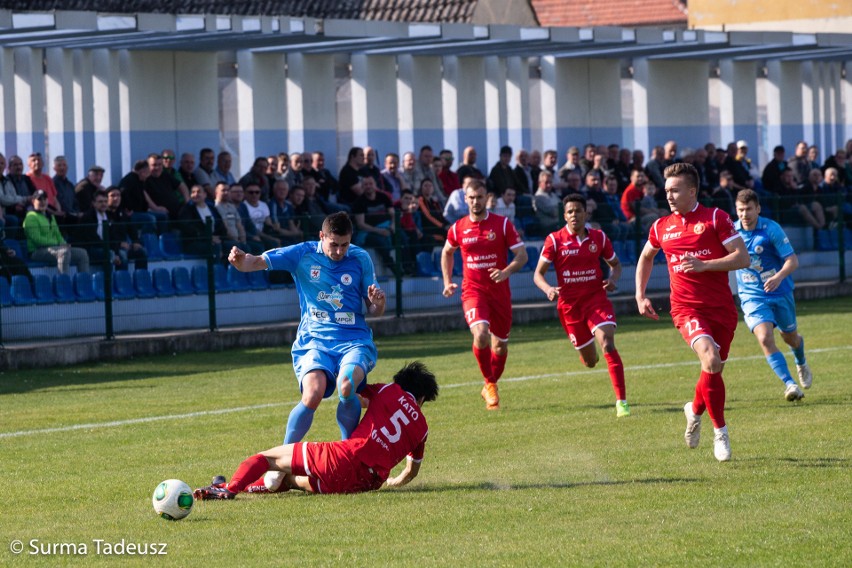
[2,136,851,283]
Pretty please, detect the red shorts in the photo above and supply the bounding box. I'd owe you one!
[291,442,384,494]
[671,307,737,362]
[462,292,512,341]
[557,295,617,349]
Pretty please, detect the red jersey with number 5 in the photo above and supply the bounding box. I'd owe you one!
[647,204,741,312]
[540,227,615,306]
[345,383,428,480]
[446,212,524,299]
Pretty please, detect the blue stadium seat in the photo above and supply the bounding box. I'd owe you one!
[33,274,56,304]
[524,245,540,272]
[93,272,106,301]
[192,265,209,293]
[431,250,442,274]
[453,249,463,277]
[214,264,233,292]
[133,269,157,299]
[11,274,36,305]
[152,267,176,297]
[113,270,136,299]
[246,269,269,291]
[172,266,194,296]
[142,233,164,261]
[227,265,251,291]
[5,239,24,259]
[53,274,76,303]
[0,277,12,306]
[73,273,97,302]
[159,232,183,260]
[414,251,436,276]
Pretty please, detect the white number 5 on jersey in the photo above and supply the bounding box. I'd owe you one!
[380,410,411,444]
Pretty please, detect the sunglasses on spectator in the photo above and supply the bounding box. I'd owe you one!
[163,155,175,160]
[246,190,261,195]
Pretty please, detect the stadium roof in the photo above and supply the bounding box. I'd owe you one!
[1,10,850,61]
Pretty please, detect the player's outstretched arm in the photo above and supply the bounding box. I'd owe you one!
[228,246,268,272]
[532,258,559,301]
[366,284,387,316]
[441,242,458,297]
[635,241,659,320]
[603,255,622,291]
[385,457,421,488]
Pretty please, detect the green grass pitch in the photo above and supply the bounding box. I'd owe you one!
[1,296,850,566]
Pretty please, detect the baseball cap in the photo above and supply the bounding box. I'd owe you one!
[89,165,105,173]
[736,140,748,149]
[32,189,47,200]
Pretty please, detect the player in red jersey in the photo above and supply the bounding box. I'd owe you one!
[194,361,439,498]
[533,194,630,418]
[441,179,527,410]
[635,162,749,462]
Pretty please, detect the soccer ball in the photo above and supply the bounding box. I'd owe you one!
[152,479,194,521]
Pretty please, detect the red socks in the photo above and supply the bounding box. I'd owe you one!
[473,345,494,383]
[491,352,507,382]
[693,371,726,428]
[226,454,269,494]
[603,351,626,400]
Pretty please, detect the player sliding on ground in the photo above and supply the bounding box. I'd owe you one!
[194,362,439,498]
[441,179,527,410]
[533,193,630,418]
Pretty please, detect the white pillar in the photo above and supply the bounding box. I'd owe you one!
[842,63,852,144]
[539,55,558,152]
[767,61,804,149]
[441,56,459,157]
[73,49,94,177]
[801,61,816,146]
[396,55,415,155]
[0,48,15,156]
[719,60,758,158]
[235,50,256,175]
[13,47,45,158]
[631,58,649,154]
[92,49,122,181]
[45,48,76,173]
[351,54,398,155]
[505,56,529,153]
[409,55,443,153]
[484,56,505,168]
[174,51,220,155]
[286,53,335,160]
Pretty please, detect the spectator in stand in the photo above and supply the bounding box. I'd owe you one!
[241,182,281,250]
[27,153,61,217]
[513,148,536,196]
[818,168,849,226]
[807,145,821,171]
[417,178,447,244]
[822,148,850,187]
[596,174,629,241]
[400,151,416,193]
[194,148,217,196]
[0,153,31,237]
[226,184,265,255]
[0,229,33,285]
[352,175,397,274]
[529,150,542,171]
[725,140,754,192]
[338,147,365,207]
[284,152,305,190]
[215,183,255,254]
[178,184,227,259]
[307,151,338,202]
[533,170,561,235]
[788,141,811,185]
[488,145,520,197]
[177,153,198,199]
[269,180,303,245]
[645,144,668,189]
[631,148,645,173]
[52,155,81,235]
[437,149,461,198]
[703,143,721,188]
[493,186,517,226]
[692,147,710,194]
[211,151,236,187]
[558,146,582,182]
[161,149,182,184]
[74,164,104,214]
[456,146,485,184]
[239,157,271,201]
[145,153,183,220]
[578,143,596,177]
[24,190,89,274]
[564,170,583,199]
[542,149,568,194]
[621,169,659,232]
[119,159,159,235]
[762,145,788,194]
[79,188,125,269]
[431,157,446,198]
[275,153,289,180]
[300,176,339,234]
[105,187,147,270]
[614,148,633,192]
[443,176,471,225]
[796,169,826,230]
[359,146,387,195]
[639,181,669,226]
[396,189,430,274]
[380,152,409,201]
[712,171,736,217]
[412,145,440,199]
[300,151,315,182]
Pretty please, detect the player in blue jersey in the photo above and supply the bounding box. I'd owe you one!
[734,190,812,401]
[228,212,387,445]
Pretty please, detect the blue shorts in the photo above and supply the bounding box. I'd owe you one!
[741,293,798,333]
[291,336,378,399]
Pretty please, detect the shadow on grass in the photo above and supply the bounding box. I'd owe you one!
[395,477,701,493]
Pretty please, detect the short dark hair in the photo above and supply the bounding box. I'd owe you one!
[93,188,108,201]
[322,211,353,236]
[392,361,439,403]
[664,162,699,191]
[200,148,214,158]
[736,189,759,206]
[419,145,433,155]
[500,145,512,156]
[562,193,586,210]
[347,147,363,161]
[133,159,149,172]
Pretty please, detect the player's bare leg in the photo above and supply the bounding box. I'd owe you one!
[780,329,811,389]
[690,337,730,461]
[592,325,629,417]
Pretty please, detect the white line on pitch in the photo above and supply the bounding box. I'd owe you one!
[1,345,848,440]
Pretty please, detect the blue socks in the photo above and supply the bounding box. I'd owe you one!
[792,336,806,366]
[336,365,362,440]
[283,402,315,445]
[766,351,795,386]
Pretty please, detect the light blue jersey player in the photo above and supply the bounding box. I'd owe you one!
[734,190,812,401]
[228,212,387,442]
